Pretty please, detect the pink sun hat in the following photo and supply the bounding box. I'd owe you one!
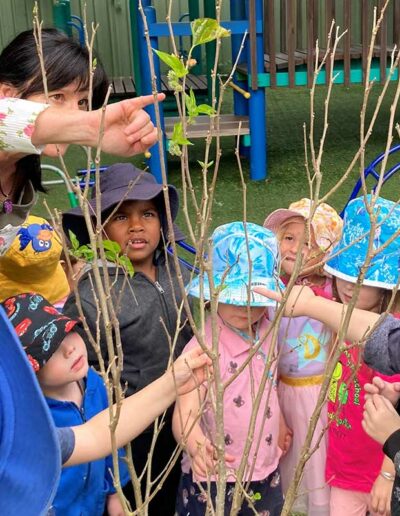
[263,198,343,252]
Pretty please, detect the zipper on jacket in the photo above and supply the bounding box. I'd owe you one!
[155,281,165,293]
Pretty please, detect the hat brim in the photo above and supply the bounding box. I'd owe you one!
[187,275,284,307]
[63,185,179,246]
[324,261,397,290]
[263,209,306,234]
[0,307,60,514]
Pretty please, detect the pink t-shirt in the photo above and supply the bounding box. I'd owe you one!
[327,344,400,492]
[181,315,281,482]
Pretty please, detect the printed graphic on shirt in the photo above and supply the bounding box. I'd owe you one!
[285,321,330,371]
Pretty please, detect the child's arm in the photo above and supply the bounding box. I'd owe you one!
[254,285,382,341]
[172,383,235,479]
[370,455,394,516]
[278,412,293,456]
[30,94,164,156]
[64,346,210,466]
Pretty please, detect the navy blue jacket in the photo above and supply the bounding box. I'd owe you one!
[46,368,129,515]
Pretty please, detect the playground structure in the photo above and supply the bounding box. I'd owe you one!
[130,0,400,183]
[52,1,400,183]
[130,0,266,183]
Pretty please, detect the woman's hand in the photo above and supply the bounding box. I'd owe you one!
[99,94,165,156]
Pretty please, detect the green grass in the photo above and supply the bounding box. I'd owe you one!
[35,82,400,231]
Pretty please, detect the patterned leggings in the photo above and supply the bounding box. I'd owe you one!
[175,469,283,516]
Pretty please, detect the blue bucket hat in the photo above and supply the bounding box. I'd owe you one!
[187,222,284,306]
[0,306,61,514]
[325,195,400,289]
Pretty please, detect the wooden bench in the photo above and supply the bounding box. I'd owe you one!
[110,74,208,98]
[164,114,249,139]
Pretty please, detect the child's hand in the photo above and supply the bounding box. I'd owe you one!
[278,414,293,456]
[106,493,125,516]
[364,376,400,406]
[253,285,316,317]
[362,394,400,445]
[371,473,393,515]
[189,439,235,480]
[170,346,212,395]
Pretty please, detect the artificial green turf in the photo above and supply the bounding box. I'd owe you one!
[35,82,400,231]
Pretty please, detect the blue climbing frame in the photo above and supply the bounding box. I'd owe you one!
[132,0,267,182]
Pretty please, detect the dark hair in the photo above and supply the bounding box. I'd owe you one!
[0,28,109,194]
[0,28,108,109]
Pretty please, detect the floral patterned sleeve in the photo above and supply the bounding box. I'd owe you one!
[0,97,49,154]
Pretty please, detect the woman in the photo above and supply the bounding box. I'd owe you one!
[0,28,161,254]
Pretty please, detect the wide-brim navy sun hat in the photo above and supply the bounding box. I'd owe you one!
[187,221,284,306]
[62,163,180,245]
[0,306,61,515]
[325,195,400,289]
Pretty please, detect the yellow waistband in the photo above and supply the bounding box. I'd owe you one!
[280,374,324,387]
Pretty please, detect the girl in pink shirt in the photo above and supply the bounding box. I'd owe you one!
[324,195,400,516]
[264,198,343,516]
[173,222,284,515]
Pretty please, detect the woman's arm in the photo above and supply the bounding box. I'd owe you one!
[65,346,209,466]
[31,94,164,156]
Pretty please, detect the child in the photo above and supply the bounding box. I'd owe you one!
[2,292,129,515]
[0,299,210,515]
[62,163,192,516]
[0,215,69,307]
[320,195,400,515]
[173,221,284,515]
[264,198,343,515]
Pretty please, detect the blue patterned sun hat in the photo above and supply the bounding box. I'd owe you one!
[325,195,400,289]
[187,222,284,306]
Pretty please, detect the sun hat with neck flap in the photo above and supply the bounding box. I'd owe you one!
[264,198,343,253]
[0,303,61,514]
[62,163,181,246]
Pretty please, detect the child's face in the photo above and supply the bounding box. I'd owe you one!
[103,199,161,271]
[279,220,321,277]
[36,332,89,392]
[27,81,89,157]
[218,303,266,330]
[335,278,383,313]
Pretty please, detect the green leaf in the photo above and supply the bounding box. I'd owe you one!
[252,492,262,501]
[197,160,214,170]
[191,18,230,47]
[197,104,216,115]
[172,122,193,146]
[185,89,198,118]
[119,256,135,277]
[153,49,188,78]
[68,230,80,251]
[102,239,121,254]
